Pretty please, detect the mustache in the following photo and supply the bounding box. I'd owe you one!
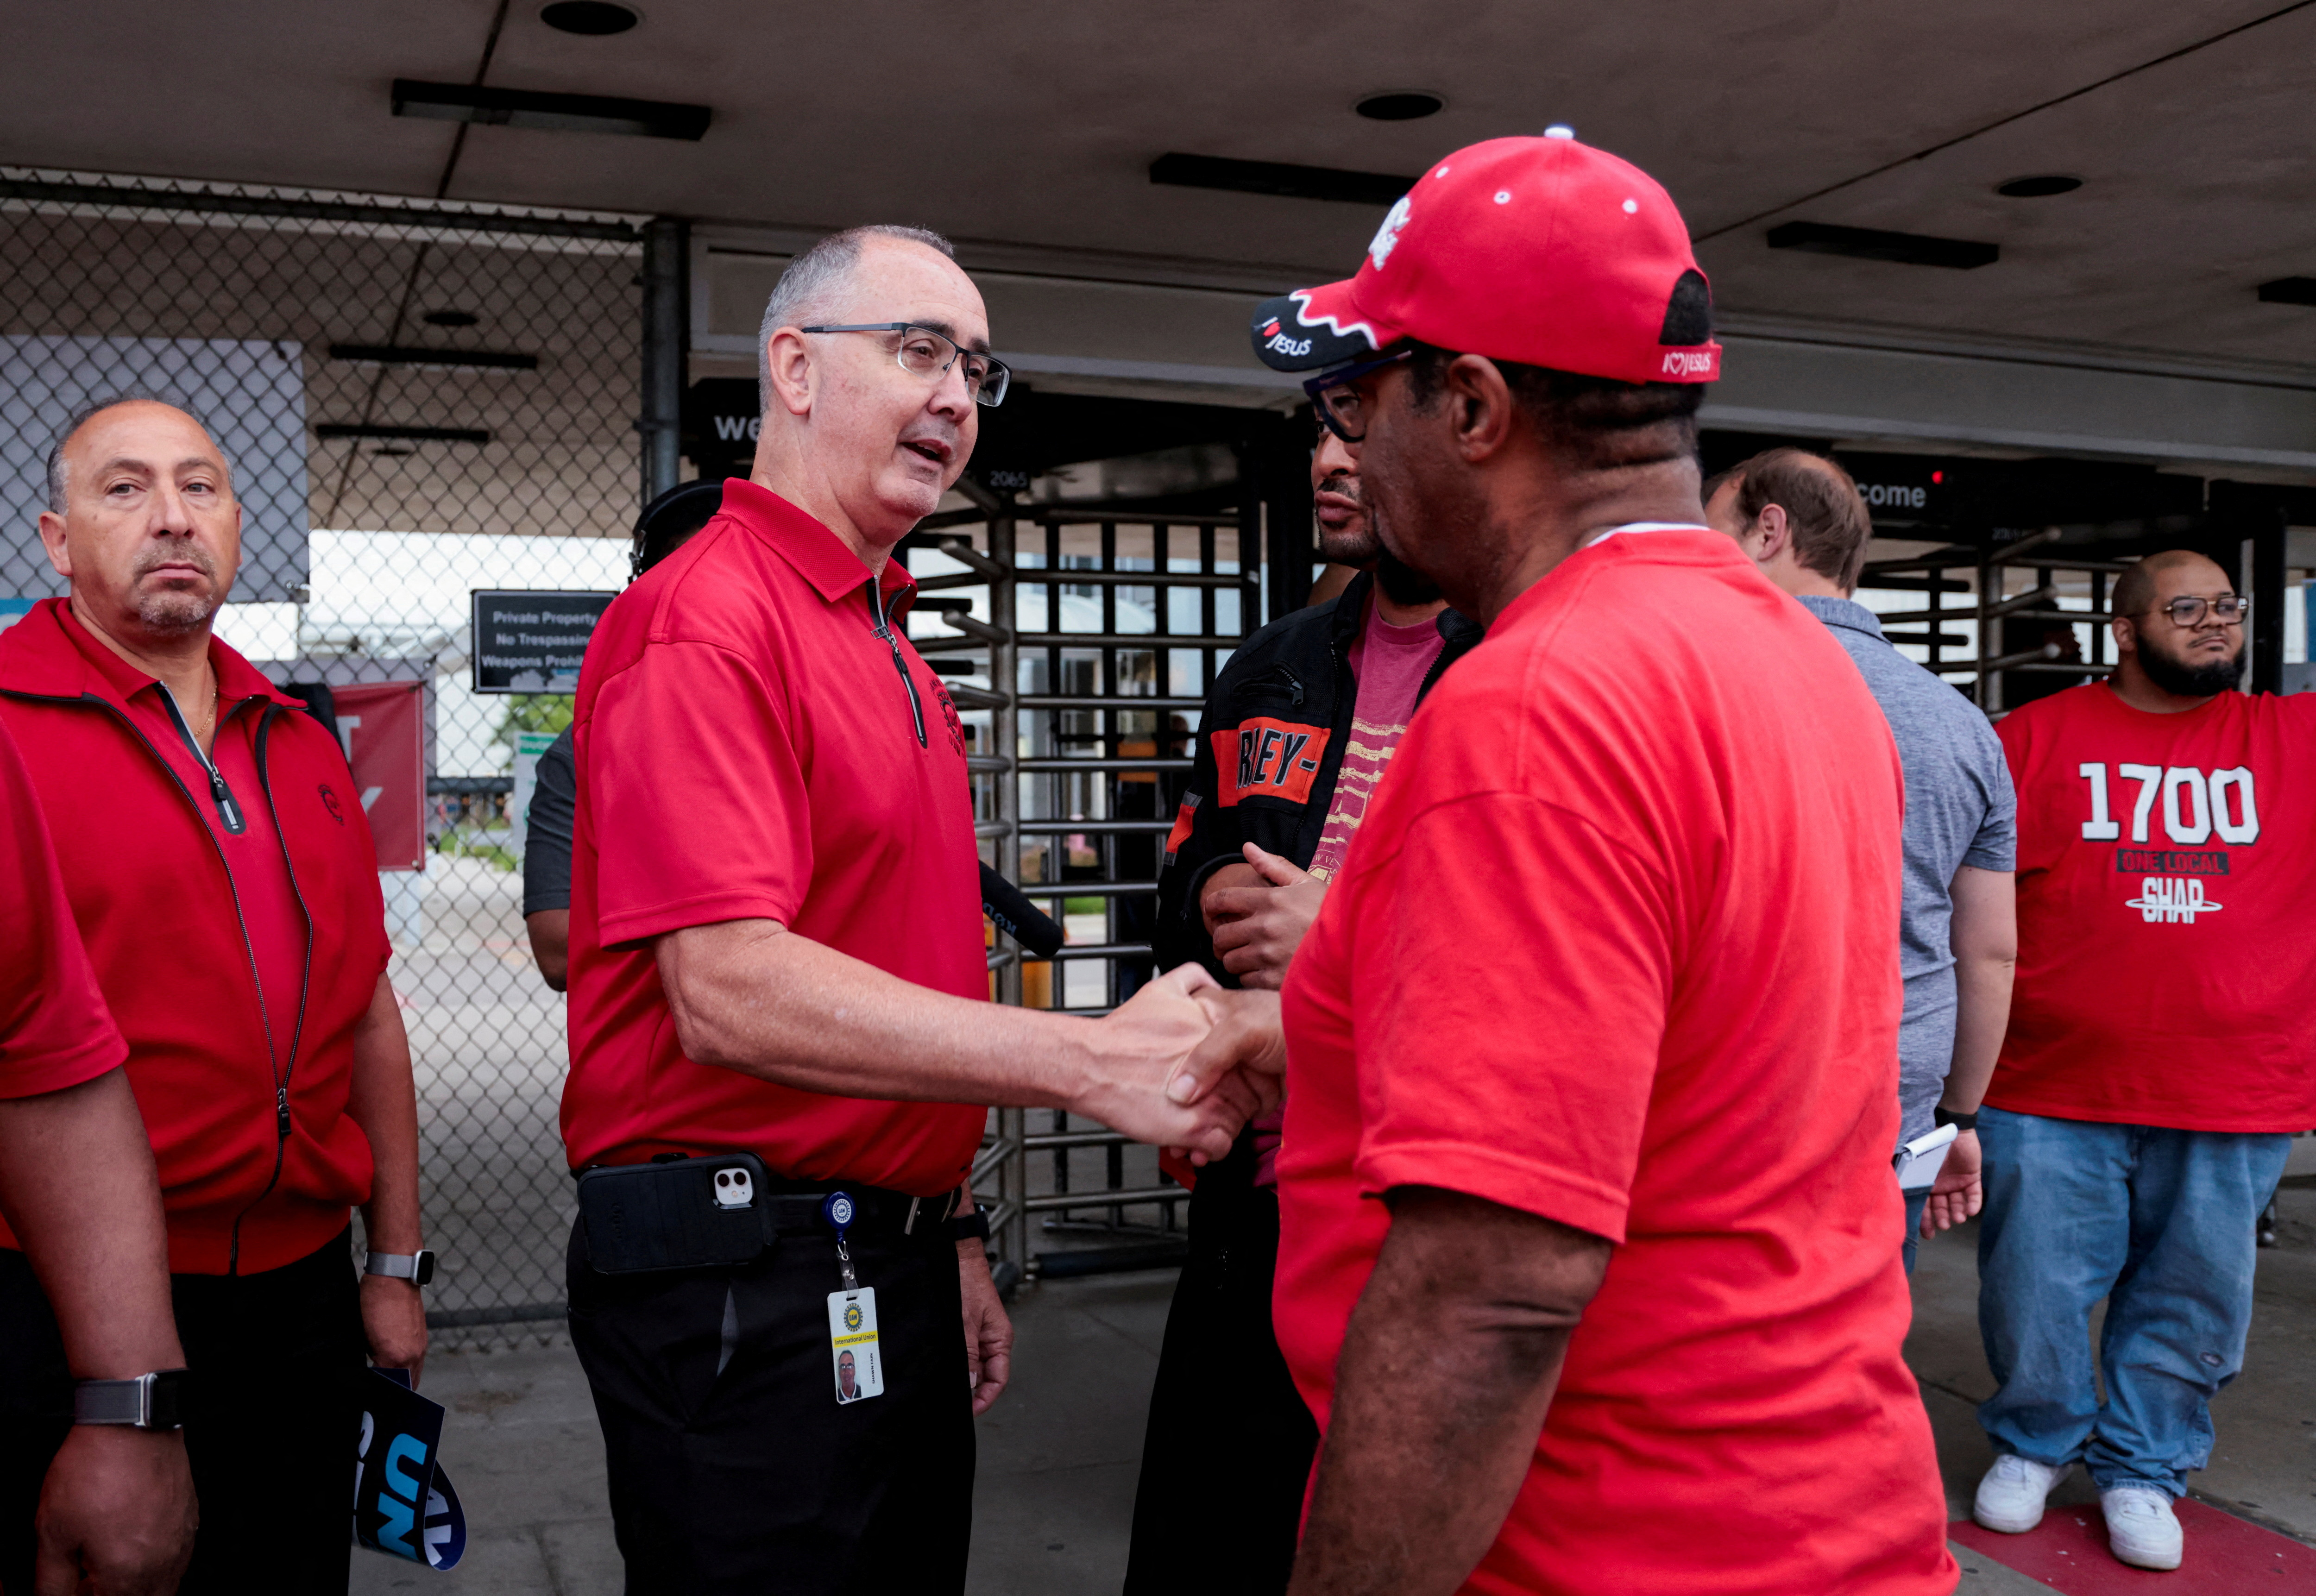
[1316,471,1360,503]
[132,540,218,582]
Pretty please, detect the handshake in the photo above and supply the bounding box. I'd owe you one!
[1070,967,1289,1162]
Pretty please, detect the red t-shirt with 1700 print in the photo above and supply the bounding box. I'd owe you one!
[1989,682,2316,1131]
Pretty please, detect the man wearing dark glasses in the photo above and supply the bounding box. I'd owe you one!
[1969,549,2316,1572]
[559,224,1266,1595]
[1170,131,1953,1595]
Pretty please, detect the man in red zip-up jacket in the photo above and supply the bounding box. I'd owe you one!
[0,396,428,1596]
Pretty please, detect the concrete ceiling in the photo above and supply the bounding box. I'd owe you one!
[6,0,2315,375]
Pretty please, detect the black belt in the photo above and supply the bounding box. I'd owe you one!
[754,1178,962,1239]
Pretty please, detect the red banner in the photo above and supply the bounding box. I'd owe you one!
[334,681,426,871]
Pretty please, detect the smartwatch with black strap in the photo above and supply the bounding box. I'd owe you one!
[74,1370,189,1430]
[1933,1106,1979,1134]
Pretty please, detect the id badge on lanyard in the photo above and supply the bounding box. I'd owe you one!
[822,1193,885,1404]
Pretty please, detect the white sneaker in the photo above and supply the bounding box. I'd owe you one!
[2101,1486,2184,1571]
[1974,1454,2066,1533]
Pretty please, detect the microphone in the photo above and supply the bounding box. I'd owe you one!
[980,863,1067,959]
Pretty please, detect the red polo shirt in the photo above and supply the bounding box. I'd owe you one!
[1275,529,1953,1595]
[0,716,124,1099]
[561,479,988,1196]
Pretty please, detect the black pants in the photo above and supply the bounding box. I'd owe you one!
[0,1229,365,1596]
[568,1213,975,1596]
[1124,1135,1319,1596]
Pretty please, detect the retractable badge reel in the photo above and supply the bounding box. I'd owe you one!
[822,1192,884,1405]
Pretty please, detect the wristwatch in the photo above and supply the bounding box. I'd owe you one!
[74,1370,189,1430]
[365,1249,437,1287]
[947,1206,991,1244]
[1933,1107,1979,1134]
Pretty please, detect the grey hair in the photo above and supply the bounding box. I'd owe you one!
[44,391,217,513]
[757,225,957,414]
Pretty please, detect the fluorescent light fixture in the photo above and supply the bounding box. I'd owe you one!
[1150,153,1412,207]
[318,424,491,444]
[328,344,539,371]
[1767,221,1999,270]
[390,79,710,141]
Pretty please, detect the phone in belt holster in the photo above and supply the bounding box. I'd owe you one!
[576,1152,775,1273]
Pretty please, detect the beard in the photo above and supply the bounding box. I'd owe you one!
[1375,544,1442,607]
[130,542,224,636]
[2137,636,2244,697]
[1314,471,1379,566]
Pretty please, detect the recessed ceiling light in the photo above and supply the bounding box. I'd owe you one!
[1355,91,1444,122]
[1996,175,2083,198]
[542,2,639,35]
[423,309,479,327]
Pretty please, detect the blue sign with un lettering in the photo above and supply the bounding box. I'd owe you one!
[355,1368,466,1570]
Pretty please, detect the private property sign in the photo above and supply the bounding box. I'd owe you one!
[469,590,615,694]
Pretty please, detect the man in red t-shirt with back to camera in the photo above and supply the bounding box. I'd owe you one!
[1968,549,2314,1573]
[1177,129,1957,1595]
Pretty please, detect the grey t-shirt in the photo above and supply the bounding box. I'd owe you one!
[1798,597,2016,1145]
[521,727,578,916]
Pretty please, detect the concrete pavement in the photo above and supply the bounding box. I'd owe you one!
[357,1180,2316,1595]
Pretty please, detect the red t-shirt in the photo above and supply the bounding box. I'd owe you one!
[1989,682,2316,1131]
[1275,528,1953,1596]
[0,716,124,1099]
[561,479,988,1196]
[1306,600,1448,883]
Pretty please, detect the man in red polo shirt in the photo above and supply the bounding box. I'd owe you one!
[1180,132,1954,1594]
[562,225,1260,1594]
[0,397,429,1596]
[0,716,195,1596]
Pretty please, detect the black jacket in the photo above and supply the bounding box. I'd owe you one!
[1152,571,1482,980]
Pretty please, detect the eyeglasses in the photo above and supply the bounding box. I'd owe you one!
[1303,349,1414,444]
[799,323,1011,407]
[2144,595,2250,627]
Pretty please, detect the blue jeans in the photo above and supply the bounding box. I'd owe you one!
[1976,1106,2290,1495]
[1902,1188,1928,1276]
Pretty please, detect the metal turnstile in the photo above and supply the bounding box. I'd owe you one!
[903,487,1260,1282]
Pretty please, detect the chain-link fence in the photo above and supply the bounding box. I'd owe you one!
[1,167,1294,1338]
[0,167,648,1341]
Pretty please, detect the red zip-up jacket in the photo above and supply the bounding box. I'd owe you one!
[0,599,390,1274]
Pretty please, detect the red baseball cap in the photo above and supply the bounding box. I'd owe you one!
[1249,129,1719,386]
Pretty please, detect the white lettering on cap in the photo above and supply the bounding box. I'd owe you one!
[1368,195,1412,271]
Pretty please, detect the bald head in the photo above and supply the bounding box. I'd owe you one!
[37,399,242,644]
[750,226,988,559]
[1705,447,1873,595]
[2111,549,2225,622]
[2109,548,2246,705]
[758,225,960,414]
